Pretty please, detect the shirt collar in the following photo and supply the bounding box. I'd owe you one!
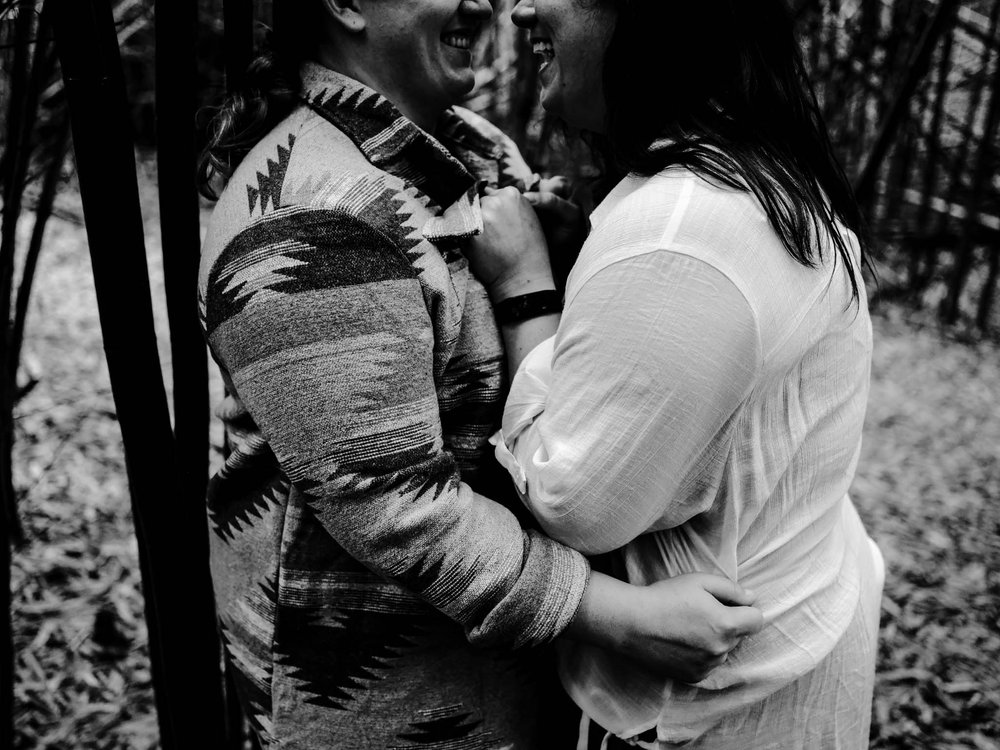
[300,62,491,220]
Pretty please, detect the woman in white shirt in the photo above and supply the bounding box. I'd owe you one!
[467,1,885,748]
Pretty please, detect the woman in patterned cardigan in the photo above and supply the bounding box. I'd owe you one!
[196,1,762,748]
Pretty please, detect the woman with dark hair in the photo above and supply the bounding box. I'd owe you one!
[467,0,885,747]
[196,1,763,748]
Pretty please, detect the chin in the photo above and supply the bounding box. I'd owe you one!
[445,74,476,101]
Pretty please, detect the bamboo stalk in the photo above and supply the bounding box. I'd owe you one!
[941,41,1000,324]
[50,0,196,745]
[0,0,39,560]
[8,115,68,394]
[1,5,37,352]
[7,5,57,390]
[910,28,955,293]
[1,19,41,742]
[884,110,918,228]
[0,490,9,750]
[937,1,1000,228]
[806,1,822,83]
[977,247,999,328]
[854,0,962,205]
[820,0,842,125]
[154,0,223,741]
[223,0,253,95]
[847,0,882,169]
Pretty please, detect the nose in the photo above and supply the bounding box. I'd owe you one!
[460,0,494,20]
[511,0,535,28]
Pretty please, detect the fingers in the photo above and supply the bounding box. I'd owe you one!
[480,186,533,220]
[522,190,579,221]
[537,175,570,197]
[521,190,555,209]
[697,573,757,607]
[482,185,522,200]
[695,575,764,638]
[725,605,765,637]
[678,651,729,684]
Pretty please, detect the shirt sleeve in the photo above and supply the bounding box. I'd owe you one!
[204,205,589,648]
[493,249,762,555]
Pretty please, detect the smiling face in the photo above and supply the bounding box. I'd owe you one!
[342,0,494,130]
[511,0,616,132]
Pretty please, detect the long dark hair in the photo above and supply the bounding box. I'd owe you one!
[198,5,324,199]
[597,0,872,299]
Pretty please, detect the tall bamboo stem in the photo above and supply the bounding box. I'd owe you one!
[51,0,202,745]
[941,43,1000,324]
[1,7,39,741]
[854,0,962,205]
[155,0,223,738]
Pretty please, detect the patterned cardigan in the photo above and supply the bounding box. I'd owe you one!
[198,63,589,746]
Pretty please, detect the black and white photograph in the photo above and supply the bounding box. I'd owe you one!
[1,0,998,747]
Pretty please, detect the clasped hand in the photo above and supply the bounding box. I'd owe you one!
[467,176,587,300]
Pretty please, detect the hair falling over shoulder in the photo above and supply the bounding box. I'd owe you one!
[198,6,323,200]
[597,0,874,300]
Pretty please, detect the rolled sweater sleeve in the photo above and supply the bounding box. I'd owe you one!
[204,206,588,648]
[494,249,761,555]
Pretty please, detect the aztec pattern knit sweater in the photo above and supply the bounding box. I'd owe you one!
[198,62,589,748]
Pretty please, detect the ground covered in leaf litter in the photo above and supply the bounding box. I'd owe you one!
[9,198,1000,748]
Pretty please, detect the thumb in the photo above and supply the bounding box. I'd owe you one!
[698,574,757,607]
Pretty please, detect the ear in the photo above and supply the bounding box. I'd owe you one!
[320,0,366,33]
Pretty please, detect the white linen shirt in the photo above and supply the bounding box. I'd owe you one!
[492,168,884,746]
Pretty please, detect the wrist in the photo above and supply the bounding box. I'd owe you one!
[563,571,635,654]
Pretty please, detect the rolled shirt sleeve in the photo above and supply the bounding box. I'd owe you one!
[204,205,589,648]
[494,249,762,555]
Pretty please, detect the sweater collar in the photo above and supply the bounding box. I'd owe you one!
[300,62,488,213]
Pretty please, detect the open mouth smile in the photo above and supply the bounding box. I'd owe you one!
[442,30,476,50]
[531,38,555,72]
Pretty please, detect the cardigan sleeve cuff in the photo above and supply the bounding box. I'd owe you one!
[465,529,590,649]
